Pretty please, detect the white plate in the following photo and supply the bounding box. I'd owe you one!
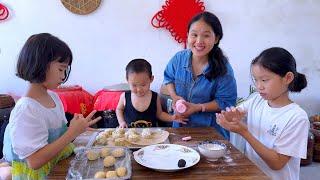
[133,144,200,172]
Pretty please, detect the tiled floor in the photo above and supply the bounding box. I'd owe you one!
[300,162,320,180]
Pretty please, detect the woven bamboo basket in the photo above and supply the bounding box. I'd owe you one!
[0,94,15,109]
[61,0,101,15]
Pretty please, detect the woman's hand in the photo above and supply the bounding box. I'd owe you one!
[68,110,101,138]
[171,114,188,124]
[216,107,247,135]
[177,101,200,118]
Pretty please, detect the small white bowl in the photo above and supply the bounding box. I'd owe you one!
[198,141,227,161]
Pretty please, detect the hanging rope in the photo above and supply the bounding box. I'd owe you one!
[151,0,205,48]
[0,3,9,21]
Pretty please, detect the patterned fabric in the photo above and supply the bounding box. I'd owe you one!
[11,143,74,180]
[3,91,74,179]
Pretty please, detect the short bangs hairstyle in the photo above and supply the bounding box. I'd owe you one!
[125,59,152,79]
[16,33,73,83]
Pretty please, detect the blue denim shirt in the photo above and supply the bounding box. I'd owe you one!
[163,49,237,139]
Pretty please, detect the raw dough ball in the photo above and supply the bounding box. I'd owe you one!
[112,131,124,139]
[95,134,108,145]
[94,171,105,178]
[103,156,116,167]
[126,128,137,135]
[100,147,110,157]
[87,150,100,161]
[128,133,140,142]
[114,138,127,146]
[100,132,110,138]
[106,170,118,178]
[116,167,127,177]
[103,129,114,135]
[112,148,125,158]
[141,128,152,139]
[112,129,125,138]
[114,127,125,134]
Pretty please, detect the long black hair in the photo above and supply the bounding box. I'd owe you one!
[251,47,307,92]
[188,11,228,80]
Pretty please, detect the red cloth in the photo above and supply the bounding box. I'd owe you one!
[151,0,205,48]
[53,85,93,116]
[93,90,123,111]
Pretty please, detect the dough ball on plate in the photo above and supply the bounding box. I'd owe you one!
[103,156,116,167]
[116,167,127,177]
[95,135,108,145]
[87,150,100,161]
[106,171,118,178]
[112,148,125,158]
[94,171,105,178]
[114,138,127,146]
[128,133,140,142]
[103,129,114,135]
[100,147,110,157]
[141,128,152,139]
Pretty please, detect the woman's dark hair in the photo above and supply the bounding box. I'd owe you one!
[16,33,73,83]
[126,59,152,79]
[187,11,228,80]
[251,47,307,92]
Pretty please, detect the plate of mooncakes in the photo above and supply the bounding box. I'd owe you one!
[92,128,170,148]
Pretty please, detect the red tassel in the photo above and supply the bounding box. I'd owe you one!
[151,0,205,48]
[0,3,9,21]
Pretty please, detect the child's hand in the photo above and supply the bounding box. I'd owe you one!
[118,121,128,128]
[216,107,247,135]
[221,107,246,123]
[68,110,101,137]
[172,114,188,124]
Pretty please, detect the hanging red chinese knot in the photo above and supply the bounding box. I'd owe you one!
[151,0,205,48]
[0,3,9,21]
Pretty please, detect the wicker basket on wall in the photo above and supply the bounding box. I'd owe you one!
[61,0,101,15]
[0,94,15,109]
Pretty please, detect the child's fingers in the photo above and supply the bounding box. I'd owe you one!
[88,116,102,126]
[86,127,99,131]
[221,110,233,122]
[231,106,237,112]
[234,108,246,120]
[216,114,227,127]
[216,113,239,131]
[226,107,231,112]
[85,110,97,120]
[78,114,84,120]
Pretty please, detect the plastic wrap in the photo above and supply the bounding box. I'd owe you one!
[66,146,131,180]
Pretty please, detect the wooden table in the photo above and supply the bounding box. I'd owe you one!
[48,127,269,179]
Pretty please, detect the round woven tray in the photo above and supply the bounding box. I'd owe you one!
[61,0,101,15]
[0,94,15,109]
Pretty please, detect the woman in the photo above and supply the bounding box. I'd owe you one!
[163,11,237,139]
